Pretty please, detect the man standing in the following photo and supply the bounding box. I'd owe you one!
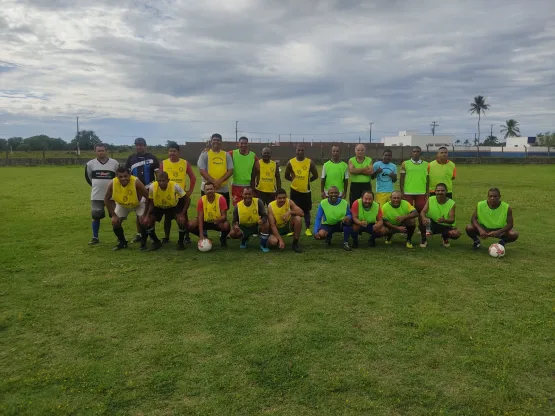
[321,145,349,200]
[188,182,231,247]
[382,190,419,249]
[284,144,319,236]
[400,146,429,246]
[267,189,303,252]
[85,143,120,245]
[229,136,258,206]
[144,171,190,251]
[160,141,196,244]
[351,191,386,248]
[197,133,234,208]
[254,147,281,205]
[104,167,150,251]
[348,144,373,205]
[229,187,270,252]
[372,149,397,207]
[125,137,160,243]
[420,183,461,248]
[428,147,456,198]
[313,186,353,251]
[465,188,519,249]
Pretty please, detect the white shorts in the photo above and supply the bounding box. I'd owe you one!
[115,199,146,219]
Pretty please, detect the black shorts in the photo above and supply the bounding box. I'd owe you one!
[290,188,311,214]
[256,190,275,205]
[152,198,186,222]
[203,221,224,231]
[429,191,453,199]
[202,190,230,208]
[430,220,455,235]
[349,182,372,206]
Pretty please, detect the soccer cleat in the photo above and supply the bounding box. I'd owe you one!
[177,242,185,251]
[352,239,359,249]
[292,244,302,253]
[343,242,352,251]
[441,238,450,248]
[161,237,170,244]
[88,238,99,245]
[420,239,428,248]
[220,239,228,248]
[305,229,313,237]
[286,232,294,236]
[112,242,128,251]
[240,239,248,249]
[132,234,142,243]
[405,241,414,249]
[368,238,376,247]
[184,235,192,244]
[139,244,148,251]
[325,237,332,246]
[260,245,270,253]
[384,237,392,245]
[472,240,481,250]
[150,241,163,251]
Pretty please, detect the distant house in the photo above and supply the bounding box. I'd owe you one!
[383,131,454,148]
[505,137,536,147]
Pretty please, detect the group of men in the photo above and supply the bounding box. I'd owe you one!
[85,135,519,253]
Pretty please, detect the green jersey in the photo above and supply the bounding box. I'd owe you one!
[403,160,428,195]
[323,160,349,193]
[427,196,456,225]
[477,200,509,229]
[382,200,416,226]
[232,149,256,186]
[321,198,349,225]
[356,199,380,223]
[349,156,372,183]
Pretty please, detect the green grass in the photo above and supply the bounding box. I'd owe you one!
[0,165,553,415]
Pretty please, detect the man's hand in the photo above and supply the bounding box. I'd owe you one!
[111,216,121,227]
[281,212,291,222]
[361,220,368,227]
[176,213,186,224]
[487,230,502,238]
[233,224,240,232]
[437,216,445,223]
[375,167,383,174]
[314,233,322,240]
[422,217,430,226]
[213,179,222,189]
[343,216,352,225]
[321,191,326,199]
[478,228,489,239]
[388,172,396,179]
[398,226,407,233]
[395,216,404,224]
[278,238,285,249]
[186,190,193,198]
[140,215,149,225]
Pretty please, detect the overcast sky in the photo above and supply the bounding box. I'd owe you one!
[1,0,554,144]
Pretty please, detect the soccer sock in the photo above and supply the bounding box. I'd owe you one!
[293,238,299,245]
[260,233,269,248]
[343,226,351,243]
[113,226,126,244]
[178,229,186,243]
[406,225,416,242]
[164,216,172,238]
[92,219,100,239]
[499,239,506,246]
[147,228,161,243]
[304,214,310,229]
[442,232,449,241]
[351,231,359,244]
[220,229,229,242]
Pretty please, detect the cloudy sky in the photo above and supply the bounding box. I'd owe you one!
[1,0,554,144]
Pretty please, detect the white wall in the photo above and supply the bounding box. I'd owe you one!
[506,137,530,147]
[383,134,454,147]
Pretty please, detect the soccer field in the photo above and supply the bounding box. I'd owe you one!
[1,165,553,415]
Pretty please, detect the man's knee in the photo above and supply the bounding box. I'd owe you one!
[352,224,361,233]
[219,222,231,233]
[317,229,328,239]
[465,224,476,235]
[506,230,519,242]
[449,228,461,240]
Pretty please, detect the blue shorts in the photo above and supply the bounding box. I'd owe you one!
[319,223,345,234]
[357,224,376,234]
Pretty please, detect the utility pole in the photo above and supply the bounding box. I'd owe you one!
[289,133,292,142]
[76,116,80,156]
[369,122,374,143]
[490,124,494,138]
[235,121,238,142]
[430,121,439,136]
[278,134,281,145]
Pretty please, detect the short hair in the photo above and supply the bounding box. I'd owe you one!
[328,185,339,192]
[94,143,106,150]
[412,146,422,151]
[435,182,447,190]
[383,148,392,155]
[239,136,248,142]
[116,166,129,174]
[355,144,365,150]
[167,141,179,151]
[241,186,253,194]
[211,133,222,140]
[438,146,448,151]
[204,181,215,189]
[157,171,169,180]
[391,190,402,196]
[362,190,375,198]
[488,187,501,196]
[275,188,287,197]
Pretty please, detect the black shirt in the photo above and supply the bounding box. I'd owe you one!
[125,153,160,185]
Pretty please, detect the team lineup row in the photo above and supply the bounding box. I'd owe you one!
[85,134,519,253]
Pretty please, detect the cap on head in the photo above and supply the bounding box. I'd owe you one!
[135,137,147,145]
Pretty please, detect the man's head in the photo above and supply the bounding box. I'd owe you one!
[296,144,305,159]
[211,133,222,151]
[361,190,375,208]
[382,149,392,163]
[242,186,254,205]
[168,141,180,161]
[95,143,107,159]
[411,146,421,160]
[434,183,447,198]
[239,136,249,154]
[327,186,340,203]
[204,182,215,198]
[261,147,271,161]
[331,145,341,161]
[135,137,147,155]
[437,146,448,162]
[391,190,402,207]
[487,187,501,207]
[355,144,366,158]
[116,167,131,186]
[157,171,169,189]
[275,188,287,206]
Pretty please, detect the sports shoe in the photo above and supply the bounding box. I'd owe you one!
[161,237,170,244]
[441,238,450,248]
[150,241,163,251]
[240,240,248,249]
[405,241,414,249]
[472,240,481,250]
[177,242,185,251]
[220,239,228,248]
[368,238,376,247]
[352,239,359,249]
[420,239,428,248]
[384,237,392,245]
[132,234,142,243]
[260,245,270,253]
[343,242,352,251]
[184,235,192,244]
[305,229,313,237]
[139,244,148,251]
[112,242,128,251]
[292,243,302,253]
[88,238,99,245]
[286,232,294,236]
[325,237,332,246]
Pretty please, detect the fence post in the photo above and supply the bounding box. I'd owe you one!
[477,145,480,163]
[401,146,404,162]
[525,146,528,158]
[548,147,551,157]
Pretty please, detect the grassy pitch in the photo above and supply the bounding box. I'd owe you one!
[0,165,553,415]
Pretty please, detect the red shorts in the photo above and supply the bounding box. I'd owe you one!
[403,194,427,212]
[231,185,246,206]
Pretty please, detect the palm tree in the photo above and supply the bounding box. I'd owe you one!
[463,139,470,146]
[455,139,461,145]
[500,119,520,139]
[469,96,490,141]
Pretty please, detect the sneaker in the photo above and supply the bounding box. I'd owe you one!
[441,238,450,248]
[286,232,294,236]
[139,244,148,251]
[405,241,414,249]
[384,237,392,245]
[305,229,313,237]
[325,237,332,246]
[177,242,185,251]
[472,240,481,250]
[161,237,170,244]
[184,235,192,244]
[88,237,99,245]
[368,238,376,247]
[132,234,142,243]
[260,245,270,253]
[220,239,228,248]
[352,239,359,249]
[112,242,128,251]
[240,240,248,249]
[420,240,428,248]
[292,244,302,253]
[343,242,352,251]
[150,241,163,251]
[252,234,259,238]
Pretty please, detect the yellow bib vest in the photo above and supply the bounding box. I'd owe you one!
[113,176,139,208]
[152,181,180,209]
[257,160,277,193]
[207,150,228,185]
[163,158,187,190]
[202,193,223,223]
[270,199,291,228]
[238,198,260,226]
[290,158,311,193]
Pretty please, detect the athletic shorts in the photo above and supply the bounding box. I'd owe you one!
[430,220,455,235]
[277,223,293,236]
[430,191,453,199]
[290,188,312,214]
[403,194,427,212]
[256,190,275,205]
[349,182,372,206]
[375,192,391,207]
[355,223,379,235]
[239,224,259,239]
[91,200,106,219]
[319,222,346,235]
[114,200,146,219]
[202,221,224,232]
[152,198,186,222]
[201,190,230,208]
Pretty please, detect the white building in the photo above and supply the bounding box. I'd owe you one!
[383,131,454,148]
[505,136,536,147]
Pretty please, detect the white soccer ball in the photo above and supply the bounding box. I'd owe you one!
[197,239,213,252]
[488,243,505,258]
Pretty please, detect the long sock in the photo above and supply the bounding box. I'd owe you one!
[164,216,172,239]
[369,229,376,243]
[92,219,100,239]
[304,214,310,229]
[178,229,186,243]
[498,239,506,246]
[147,228,160,243]
[293,238,299,245]
[113,226,126,244]
[220,229,229,242]
[260,233,269,248]
[351,231,359,244]
[406,225,416,242]
[343,226,351,243]
[441,231,449,241]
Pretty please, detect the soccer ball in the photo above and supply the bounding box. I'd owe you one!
[197,239,213,252]
[488,243,505,258]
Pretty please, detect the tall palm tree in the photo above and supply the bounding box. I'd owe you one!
[500,119,520,139]
[469,96,490,141]
[455,139,461,145]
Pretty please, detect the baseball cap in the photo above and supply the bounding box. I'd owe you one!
[135,137,147,145]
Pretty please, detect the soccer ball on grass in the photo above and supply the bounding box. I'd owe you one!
[488,243,505,258]
[197,239,213,252]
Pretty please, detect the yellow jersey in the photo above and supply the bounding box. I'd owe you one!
[162,158,187,190]
[290,158,311,193]
[257,160,277,193]
[237,198,260,226]
[150,181,185,209]
[269,199,291,228]
[207,150,228,185]
[112,176,139,208]
[202,193,222,223]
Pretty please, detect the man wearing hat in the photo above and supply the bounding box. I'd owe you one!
[125,137,160,243]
